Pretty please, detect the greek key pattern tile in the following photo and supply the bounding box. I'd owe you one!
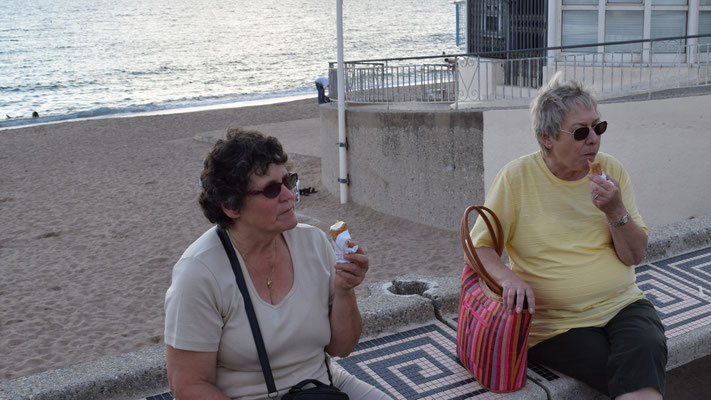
[141,246,711,399]
[334,320,501,399]
[636,246,711,338]
[145,393,173,400]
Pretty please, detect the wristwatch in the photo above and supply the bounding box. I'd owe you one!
[608,211,630,227]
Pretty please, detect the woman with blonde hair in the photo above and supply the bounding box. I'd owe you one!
[469,73,667,399]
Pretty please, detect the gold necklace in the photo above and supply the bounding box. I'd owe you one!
[266,238,277,290]
[228,231,278,291]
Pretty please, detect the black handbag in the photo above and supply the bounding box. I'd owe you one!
[281,379,349,400]
[216,228,349,400]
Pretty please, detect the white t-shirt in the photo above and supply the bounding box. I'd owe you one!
[315,76,329,88]
[165,224,337,399]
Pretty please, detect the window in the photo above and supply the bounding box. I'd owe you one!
[651,0,687,5]
[482,0,504,39]
[562,10,598,52]
[651,11,687,53]
[605,11,644,52]
[699,12,711,46]
[559,0,704,58]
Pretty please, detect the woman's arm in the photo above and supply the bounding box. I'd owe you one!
[589,175,648,265]
[472,247,536,314]
[166,346,229,400]
[607,209,647,266]
[325,243,366,357]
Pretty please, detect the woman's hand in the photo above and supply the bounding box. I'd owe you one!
[334,240,368,293]
[588,174,626,221]
[327,241,365,357]
[475,247,535,314]
[588,174,648,265]
[500,274,535,315]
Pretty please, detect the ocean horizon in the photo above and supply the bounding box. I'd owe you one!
[1,0,459,129]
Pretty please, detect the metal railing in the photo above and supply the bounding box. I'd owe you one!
[328,34,711,106]
[328,60,457,103]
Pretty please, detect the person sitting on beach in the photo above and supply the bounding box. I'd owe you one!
[315,76,331,104]
[164,127,391,399]
[468,72,667,399]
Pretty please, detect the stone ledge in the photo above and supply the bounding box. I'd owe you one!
[645,214,711,263]
[2,216,710,399]
[0,345,167,400]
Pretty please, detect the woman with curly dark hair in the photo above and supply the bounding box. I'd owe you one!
[164,127,390,399]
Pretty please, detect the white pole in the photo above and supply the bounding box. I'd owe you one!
[337,0,348,204]
[689,0,699,65]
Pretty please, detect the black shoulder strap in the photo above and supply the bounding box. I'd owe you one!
[216,227,279,398]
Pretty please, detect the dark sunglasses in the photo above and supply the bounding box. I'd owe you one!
[560,121,607,141]
[246,172,298,199]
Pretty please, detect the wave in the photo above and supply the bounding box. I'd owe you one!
[1,0,457,131]
[0,89,314,130]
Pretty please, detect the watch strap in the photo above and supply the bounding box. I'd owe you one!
[608,211,630,227]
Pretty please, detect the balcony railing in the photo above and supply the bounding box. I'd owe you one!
[328,34,711,107]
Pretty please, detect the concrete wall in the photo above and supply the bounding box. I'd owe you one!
[320,93,711,230]
[320,106,486,231]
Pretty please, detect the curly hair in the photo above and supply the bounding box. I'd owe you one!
[530,71,599,154]
[198,127,288,228]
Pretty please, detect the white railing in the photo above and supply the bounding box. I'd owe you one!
[328,35,711,106]
[328,61,456,103]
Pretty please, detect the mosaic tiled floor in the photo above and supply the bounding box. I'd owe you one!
[143,246,711,400]
[333,321,498,399]
[146,321,509,400]
[637,247,711,337]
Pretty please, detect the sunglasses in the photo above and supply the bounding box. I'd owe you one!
[246,172,298,199]
[559,121,608,141]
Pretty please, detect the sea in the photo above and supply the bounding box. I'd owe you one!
[1,0,460,129]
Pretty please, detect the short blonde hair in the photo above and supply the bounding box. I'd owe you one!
[530,72,598,153]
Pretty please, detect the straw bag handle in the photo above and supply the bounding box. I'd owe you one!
[460,205,504,297]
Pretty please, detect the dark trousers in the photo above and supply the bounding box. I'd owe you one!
[315,82,328,104]
[529,299,667,398]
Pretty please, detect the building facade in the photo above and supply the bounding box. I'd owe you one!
[549,0,711,56]
[466,0,547,57]
[463,0,711,59]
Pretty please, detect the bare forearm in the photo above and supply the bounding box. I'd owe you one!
[471,247,536,313]
[589,175,647,265]
[474,247,517,284]
[326,289,362,357]
[609,214,647,266]
[166,346,228,400]
[171,383,230,400]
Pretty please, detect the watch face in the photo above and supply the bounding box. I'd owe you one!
[610,212,630,227]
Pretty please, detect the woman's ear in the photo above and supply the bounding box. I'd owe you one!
[540,133,553,150]
[221,204,240,219]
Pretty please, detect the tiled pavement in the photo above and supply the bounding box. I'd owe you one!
[143,246,711,399]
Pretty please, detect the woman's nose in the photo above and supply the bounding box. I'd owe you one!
[280,183,295,200]
[586,127,600,144]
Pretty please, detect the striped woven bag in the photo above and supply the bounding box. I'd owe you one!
[456,205,532,393]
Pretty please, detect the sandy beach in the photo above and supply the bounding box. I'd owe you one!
[0,98,463,381]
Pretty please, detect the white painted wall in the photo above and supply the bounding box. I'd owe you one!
[483,94,711,228]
